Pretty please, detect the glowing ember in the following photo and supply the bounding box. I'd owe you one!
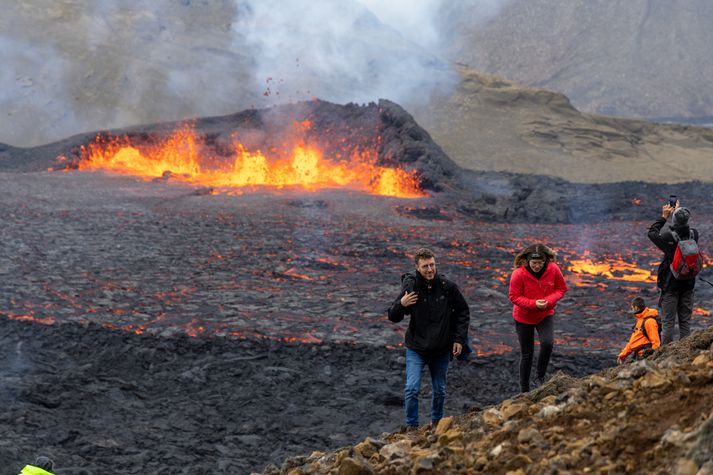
[694,307,711,317]
[2,312,56,326]
[185,319,207,337]
[72,124,425,198]
[475,343,514,357]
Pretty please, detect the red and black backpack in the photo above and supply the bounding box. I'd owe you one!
[670,230,703,280]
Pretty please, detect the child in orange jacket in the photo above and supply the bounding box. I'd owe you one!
[617,297,661,364]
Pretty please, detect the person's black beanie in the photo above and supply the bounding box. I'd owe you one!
[673,207,691,226]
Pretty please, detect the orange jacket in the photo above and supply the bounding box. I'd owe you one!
[619,307,661,361]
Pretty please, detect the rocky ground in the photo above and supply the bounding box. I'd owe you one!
[2,101,713,474]
[259,327,713,475]
[0,316,613,474]
[0,168,712,474]
[1,169,712,353]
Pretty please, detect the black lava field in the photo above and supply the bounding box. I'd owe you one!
[2,100,712,473]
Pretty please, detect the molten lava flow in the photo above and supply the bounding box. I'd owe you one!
[567,252,655,284]
[74,124,425,198]
[1,312,56,326]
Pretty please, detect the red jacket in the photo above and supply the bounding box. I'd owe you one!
[508,262,568,325]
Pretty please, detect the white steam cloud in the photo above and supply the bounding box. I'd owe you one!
[232,0,456,107]
[0,36,80,147]
[0,0,509,147]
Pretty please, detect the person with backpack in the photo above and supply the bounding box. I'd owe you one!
[648,202,702,343]
[387,248,470,430]
[617,297,661,364]
[508,244,568,393]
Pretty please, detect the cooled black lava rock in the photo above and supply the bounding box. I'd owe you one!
[0,317,612,474]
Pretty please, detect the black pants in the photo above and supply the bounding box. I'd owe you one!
[515,316,554,392]
[660,288,694,344]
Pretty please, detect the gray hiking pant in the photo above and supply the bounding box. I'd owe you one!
[660,288,694,344]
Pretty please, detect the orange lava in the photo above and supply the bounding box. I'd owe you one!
[475,343,514,357]
[3,313,56,325]
[73,124,425,198]
[568,251,655,284]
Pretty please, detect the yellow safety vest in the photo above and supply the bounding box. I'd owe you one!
[20,465,55,475]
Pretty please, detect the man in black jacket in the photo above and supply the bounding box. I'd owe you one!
[648,203,699,343]
[388,248,470,430]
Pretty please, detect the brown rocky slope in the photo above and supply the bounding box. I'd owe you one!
[259,327,713,474]
[414,66,713,184]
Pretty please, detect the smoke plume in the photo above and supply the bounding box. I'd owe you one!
[0,0,509,147]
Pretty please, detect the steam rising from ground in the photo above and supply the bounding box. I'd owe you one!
[0,0,516,147]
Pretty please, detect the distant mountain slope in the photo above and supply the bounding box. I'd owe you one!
[411,66,713,183]
[443,0,713,120]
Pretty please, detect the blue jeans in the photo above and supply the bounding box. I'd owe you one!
[404,348,450,427]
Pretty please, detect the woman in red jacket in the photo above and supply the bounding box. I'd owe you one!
[508,244,568,392]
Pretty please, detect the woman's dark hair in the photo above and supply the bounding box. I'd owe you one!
[514,244,557,268]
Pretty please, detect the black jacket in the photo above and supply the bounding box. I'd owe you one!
[648,217,699,291]
[388,272,470,355]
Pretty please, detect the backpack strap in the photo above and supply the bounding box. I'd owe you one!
[640,317,650,341]
[640,317,659,343]
[673,228,696,242]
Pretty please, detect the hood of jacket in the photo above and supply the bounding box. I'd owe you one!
[635,307,658,320]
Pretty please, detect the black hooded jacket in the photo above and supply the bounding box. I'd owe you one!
[388,272,470,355]
[648,217,699,291]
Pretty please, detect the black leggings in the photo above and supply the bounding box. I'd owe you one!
[515,316,554,392]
